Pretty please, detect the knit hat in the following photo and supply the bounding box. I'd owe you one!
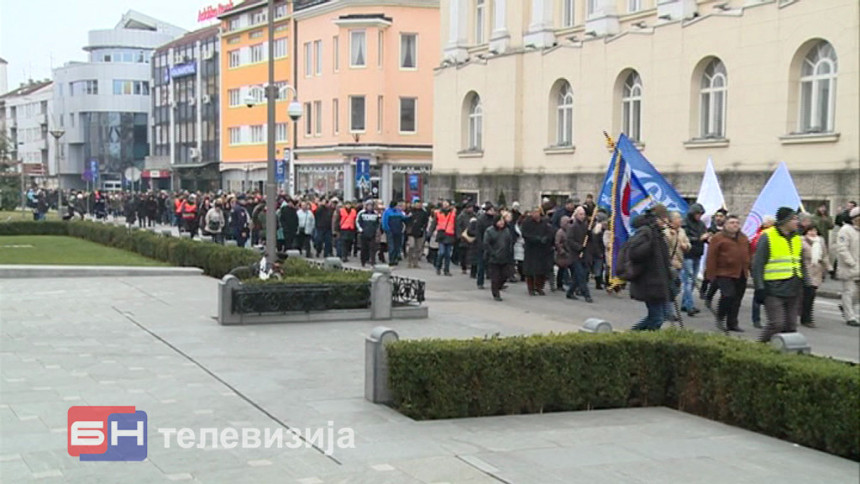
[776,207,796,225]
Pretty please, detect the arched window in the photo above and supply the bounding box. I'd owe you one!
[555,82,573,146]
[799,41,837,133]
[700,59,727,138]
[622,71,642,141]
[465,93,483,150]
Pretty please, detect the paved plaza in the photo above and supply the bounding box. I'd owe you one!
[1,268,859,483]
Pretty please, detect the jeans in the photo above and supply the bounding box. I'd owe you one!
[476,254,486,287]
[752,300,762,324]
[436,242,453,273]
[211,232,224,245]
[632,301,666,331]
[760,294,800,342]
[567,259,591,298]
[681,258,700,310]
[315,229,333,257]
[408,235,425,266]
[388,232,404,264]
[591,258,604,287]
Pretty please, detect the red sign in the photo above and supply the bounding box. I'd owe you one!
[198,1,234,22]
[142,170,171,179]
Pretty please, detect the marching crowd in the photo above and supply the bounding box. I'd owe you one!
[29,186,860,339]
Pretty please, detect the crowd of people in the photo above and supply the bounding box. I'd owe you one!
[25,185,860,337]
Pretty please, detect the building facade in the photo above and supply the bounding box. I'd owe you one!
[0,58,7,96]
[53,10,185,190]
[432,0,859,213]
[293,0,439,202]
[218,0,292,193]
[0,81,55,183]
[149,25,221,191]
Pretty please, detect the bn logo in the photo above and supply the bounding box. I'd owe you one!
[67,406,147,461]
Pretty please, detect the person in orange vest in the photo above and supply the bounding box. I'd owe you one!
[180,194,199,238]
[433,200,457,276]
[334,200,358,262]
[173,195,184,227]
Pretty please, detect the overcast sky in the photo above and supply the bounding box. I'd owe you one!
[0,0,214,89]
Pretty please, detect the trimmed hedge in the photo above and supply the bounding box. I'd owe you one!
[0,221,263,279]
[243,257,372,285]
[387,330,860,461]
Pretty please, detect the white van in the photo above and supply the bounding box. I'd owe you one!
[102,181,123,192]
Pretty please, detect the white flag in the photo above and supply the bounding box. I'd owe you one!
[741,161,803,237]
[695,157,726,229]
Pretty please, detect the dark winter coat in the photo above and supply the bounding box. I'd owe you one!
[455,209,473,248]
[564,217,589,258]
[626,215,673,303]
[520,216,555,277]
[483,225,513,264]
[409,208,430,238]
[475,213,495,252]
[279,204,299,236]
[682,203,708,259]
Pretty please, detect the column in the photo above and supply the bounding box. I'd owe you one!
[195,41,203,158]
[523,0,555,49]
[167,47,176,188]
[444,0,469,63]
[489,0,509,54]
[586,0,620,37]
[343,157,355,201]
[380,161,392,203]
[656,0,698,21]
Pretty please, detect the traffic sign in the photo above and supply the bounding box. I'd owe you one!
[355,157,370,183]
[124,167,142,182]
[275,159,286,183]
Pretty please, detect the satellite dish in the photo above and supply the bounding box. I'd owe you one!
[124,167,142,182]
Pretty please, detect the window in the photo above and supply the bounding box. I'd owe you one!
[400,97,416,133]
[333,98,339,134]
[377,95,384,132]
[229,127,241,145]
[628,0,641,13]
[251,9,267,25]
[400,34,417,69]
[474,0,486,44]
[378,31,384,67]
[276,122,288,142]
[249,84,265,104]
[304,102,312,135]
[799,41,838,133]
[350,30,366,67]
[587,0,598,16]
[274,81,289,100]
[250,125,264,143]
[304,42,312,76]
[229,50,241,68]
[314,40,322,75]
[275,24,288,33]
[228,18,242,31]
[562,0,575,27]
[622,71,642,141]
[228,89,240,107]
[467,94,482,150]
[250,29,263,39]
[314,101,322,135]
[274,38,288,59]
[250,44,264,63]
[333,36,339,71]
[275,3,287,18]
[350,95,366,131]
[700,59,727,138]
[556,82,573,146]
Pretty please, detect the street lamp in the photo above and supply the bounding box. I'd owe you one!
[244,84,302,197]
[49,128,66,217]
[244,0,303,265]
[16,141,25,217]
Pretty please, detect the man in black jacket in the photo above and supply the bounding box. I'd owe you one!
[406,200,429,268]
[565,206,593,302]
[681,203,710,316]
[475,203,496,289]
[483,215,513,301]
[314,199,335,258]
[278,198,298,251]
[628,205,673,330]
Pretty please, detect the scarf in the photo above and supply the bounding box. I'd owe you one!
[808,236,822,263]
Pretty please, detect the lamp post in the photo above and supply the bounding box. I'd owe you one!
[244,1,303,264]
[49,128,66,217]
[16,141,25,217]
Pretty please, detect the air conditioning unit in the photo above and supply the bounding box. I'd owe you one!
[189,147,201,159]
[202,94,212,104]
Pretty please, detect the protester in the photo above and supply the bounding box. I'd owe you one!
[800,226,831,327]
[705,214,750,332]
[230,196,251,248]
[474,203,496,289]
[565,206,593,302]
[455,204,474,275]
[180,194,199,238]
[483,214,513,301]
[407,200,429,268]
[701,208,727,308]
[296,201,315,257]
[663,211,690,321]
[748,215,775,328]
[627,205,673,331]
[314,198,335,258]
[752,207,805,342]
[520,208,554,296]
[585,210,607,290]
[812,203,834,246]
[357,201,381,267]
[382,201,409,266]
[335,200,358,262]
[834,206,860,327]
[554,215,574,296]
[434,200,457,276]
[681,203,710,316]
[205,199,226,244]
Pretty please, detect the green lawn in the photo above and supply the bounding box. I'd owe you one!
[0,210,60,221]
[0,236,167,266]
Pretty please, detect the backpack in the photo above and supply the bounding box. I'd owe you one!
[207,211,222,232]
[615,238,644,281]
[234,207,249,229]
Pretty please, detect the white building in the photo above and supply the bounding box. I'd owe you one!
[0,57,8,96]
[0,81,56,184]
[53,10,185,189]
[431,0,859,212]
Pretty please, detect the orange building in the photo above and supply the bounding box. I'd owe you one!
[218,0,293,192]
[293,0,439,202]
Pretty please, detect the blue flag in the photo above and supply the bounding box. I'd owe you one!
[598,134,688,215]
[605,144,653,284]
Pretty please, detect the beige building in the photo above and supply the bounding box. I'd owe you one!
[431,0,859,214]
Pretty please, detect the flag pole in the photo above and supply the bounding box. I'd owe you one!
[579,132,616,261]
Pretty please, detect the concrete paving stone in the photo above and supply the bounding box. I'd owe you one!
[393,455,493,483]
[0,458,34,481]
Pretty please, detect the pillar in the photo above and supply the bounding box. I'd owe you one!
[586,0,620,37]
[444,0,469,63]
[489,0,509,54]
[524,0,555,49]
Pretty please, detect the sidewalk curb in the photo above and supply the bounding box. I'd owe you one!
[0,265,204,278]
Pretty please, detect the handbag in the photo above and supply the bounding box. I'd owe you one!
[461,228,475,244]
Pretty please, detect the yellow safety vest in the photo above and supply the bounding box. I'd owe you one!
[763,227,802,281]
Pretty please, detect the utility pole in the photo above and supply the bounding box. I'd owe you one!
[50,129,65,217]
[264,0,277,264]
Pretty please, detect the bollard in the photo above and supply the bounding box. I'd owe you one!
[580,318,613,333]
[225,239,238,247]
[323,257,343,271]
[771,333,811,354]
[286,249,301,259]
[161,230,172,237]
[365,326,399,404]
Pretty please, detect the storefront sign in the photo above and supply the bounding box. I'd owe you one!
[198,1,234,22]
[170,62,197,79]
[143,170,171,179]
